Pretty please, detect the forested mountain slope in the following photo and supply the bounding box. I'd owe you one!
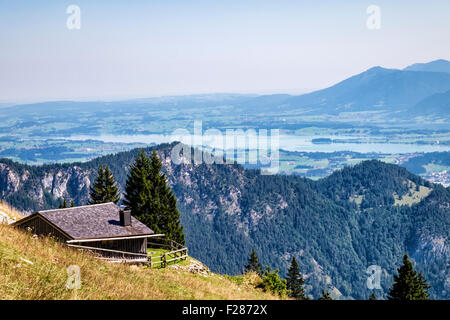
[0,143,448,299]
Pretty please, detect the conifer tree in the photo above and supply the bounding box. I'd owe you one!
[369,293,376,300]
[124,150,185,244]
[89,164,120,205]
[123,151,152,220]
[70,200,75,207]
[286,257,307,300]
[244,248,262,275]
[388,254,430,300]
[318,290,333,300]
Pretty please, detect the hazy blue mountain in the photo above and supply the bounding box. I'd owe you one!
[235,94,292,113]
[404,59,450,73]
[3,61,450,127]
[282,67,450,114]
[3,94,253,118]
[409,90,450,117]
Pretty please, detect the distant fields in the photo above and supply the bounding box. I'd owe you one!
[1,97,449,184]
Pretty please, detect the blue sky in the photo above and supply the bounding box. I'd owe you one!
[0,0,449,102]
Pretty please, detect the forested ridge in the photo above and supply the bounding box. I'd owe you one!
[0,143,448,299]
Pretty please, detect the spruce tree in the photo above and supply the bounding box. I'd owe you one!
[124,150,185,244]
[90,164,105,204]
[149,150,185,244]
[103,165,120,204]
[286,257,307,300]
[244,248,262,275]
[388,254,430,300]
[89,164,120,205]
[123,151,156,230]
[318,290,333,300]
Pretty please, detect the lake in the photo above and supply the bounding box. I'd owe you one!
[63,134,450,154]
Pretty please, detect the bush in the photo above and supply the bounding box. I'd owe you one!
[257,266,289,297]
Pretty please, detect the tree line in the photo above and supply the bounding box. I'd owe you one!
[244,249,430,300]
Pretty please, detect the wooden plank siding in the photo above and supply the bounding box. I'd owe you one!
[80,238,147,260]
[15,215,70,241]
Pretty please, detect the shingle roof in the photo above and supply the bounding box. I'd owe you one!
[36,203,154,240]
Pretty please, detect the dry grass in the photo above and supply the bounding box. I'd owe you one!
[0,224,282,300]
[393,182,432,206]
[0,201,25,221]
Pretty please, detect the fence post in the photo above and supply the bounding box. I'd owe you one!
[148,254,152,268]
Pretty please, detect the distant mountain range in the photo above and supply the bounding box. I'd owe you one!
[404,59,450,73]
[287,66,450,113]
[1,143,449,299]
[2,59,449,129]
[244,59,450,117]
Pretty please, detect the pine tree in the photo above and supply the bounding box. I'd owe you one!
[149,151,185,245]
[124,150,185,244]
[90,164,105,204]
[244,248,262,275]
[286,257,307,300]
[89,164,120,205]
[388,254,430,300]
[318,290,333,300]
[123,151,153,224]
[369,292,376,300]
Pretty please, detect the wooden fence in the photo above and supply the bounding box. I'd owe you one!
[67,236,188,267]
[67,244,148,262]
[147,237,188,268]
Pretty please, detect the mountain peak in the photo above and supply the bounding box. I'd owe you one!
[433,59,450,63]
[365,66,390,73]
[403,59,450,73]
[356,66,398,78]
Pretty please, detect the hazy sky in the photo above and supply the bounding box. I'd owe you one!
[1,0,449,103]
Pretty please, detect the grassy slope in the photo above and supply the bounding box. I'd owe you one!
[393,183,432,206]
[0,201,25,222]
[0,224,281,300]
